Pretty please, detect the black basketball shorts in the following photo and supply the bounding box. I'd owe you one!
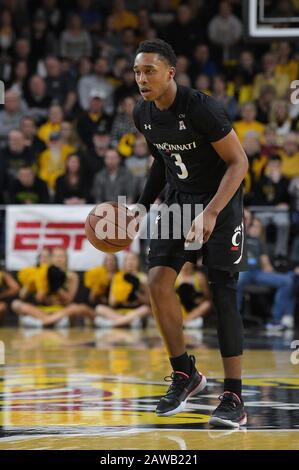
[148,186,247,274]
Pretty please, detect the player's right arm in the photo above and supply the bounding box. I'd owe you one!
[132,103,166,213]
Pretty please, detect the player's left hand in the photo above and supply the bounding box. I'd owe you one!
[184,209,217,248]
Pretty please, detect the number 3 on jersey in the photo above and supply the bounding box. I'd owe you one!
[171,152,188,179]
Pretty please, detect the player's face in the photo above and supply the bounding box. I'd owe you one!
[134,52,175,101]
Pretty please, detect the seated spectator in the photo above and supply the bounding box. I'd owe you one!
[279,133,299,179]
[175,72,191,87]
[250,155,290,259]
[38,131,75,190]
[114,67,138,107]
[92,147,136,204]
[95,252,151,328]
[13,38,35,73]
[12,247,94,327]
[255,85,276,124]
[37,104,64,143]
[167,4,203,59]
[82,131,110,182]
[60,13,92,61]
[60,120,79,149]
[175,55,190,75]
[269,99,292,141]
[0,269,20,325]
[0,9,14,59]
[44,56,77,116]
[78,56,114,114]
[0,129,35,190]
[35,0,64,35]
[77,90,112,150]
[125,136,151,197]
[7,164,50,204]
[110,0,139,32]
[0,89,27,144]
[233,50,257,90]
[237,216,297,330]
[8,60,29,98]
[30,11,57,63]
[243,135,267,198]
[175,262,212,329]
[234,102,265,144]
[54,153,90,204]
[212,74,239,121]
[20,116,46,158]
[24,75,52,124]
[252,52,289,100]
[194,73,211,95]
[76,0,102,33]
[260,123,280,158]
[274,41,298,82]
[117,27,138,64]
[207,1,243,61]
[84,253,119,306]
[189,44,218,84]
[17,248,51,301]
[110,95,136,150]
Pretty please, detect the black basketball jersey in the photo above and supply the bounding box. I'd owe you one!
[133,85,232,194]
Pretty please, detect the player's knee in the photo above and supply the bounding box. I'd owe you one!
[148,267,175,299]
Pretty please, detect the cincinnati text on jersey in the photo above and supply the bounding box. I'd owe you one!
[153,141,197,152]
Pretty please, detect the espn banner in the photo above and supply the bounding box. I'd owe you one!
[5,205,139,271]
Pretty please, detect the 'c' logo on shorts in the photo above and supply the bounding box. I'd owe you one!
[231,225,242,247]
[232,223,244,264]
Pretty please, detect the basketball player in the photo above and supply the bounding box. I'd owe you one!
[132,39,248,428]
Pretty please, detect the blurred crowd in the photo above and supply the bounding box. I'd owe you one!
[0,0,299,329]
[0,249,212,328]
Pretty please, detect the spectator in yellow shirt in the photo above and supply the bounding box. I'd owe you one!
[37,104,63,143]
[253,52,290,100]
[279,133,299,179]
[110,0,138,32]
[269,99,292,143]
[274,41,298,82]
[234,102,265,144]
[38,132,75,190]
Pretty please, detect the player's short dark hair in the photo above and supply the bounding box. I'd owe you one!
[136,39,177,67]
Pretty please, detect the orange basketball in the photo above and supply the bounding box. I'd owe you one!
[85,201,137,253]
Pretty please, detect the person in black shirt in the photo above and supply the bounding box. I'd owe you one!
[54,153,90,204]
[132,39,248,427]
[250,154,290,259]
[77,90,112,151]
[7,165,49,204]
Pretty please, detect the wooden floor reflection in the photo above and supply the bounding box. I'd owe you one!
[0,327,298,450]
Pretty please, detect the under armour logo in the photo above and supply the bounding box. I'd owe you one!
[179,120,186,130]
[144,124,151,130]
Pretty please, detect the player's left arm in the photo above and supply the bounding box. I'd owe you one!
[186,95,248,246]
[186,129,248,245]
[207,129,249,218]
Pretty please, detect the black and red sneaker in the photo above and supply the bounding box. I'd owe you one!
[209,391,247,428]
[156,355,207,416]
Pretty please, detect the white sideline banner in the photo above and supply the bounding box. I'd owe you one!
[5,205,139,271]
